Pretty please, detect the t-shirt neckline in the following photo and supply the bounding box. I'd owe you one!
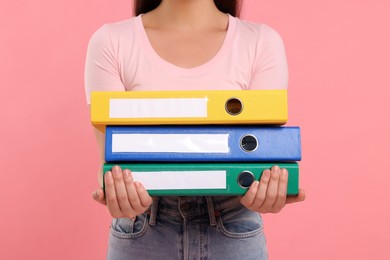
[135,14,235,75]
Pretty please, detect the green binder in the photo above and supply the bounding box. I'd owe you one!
[103,163,299,196]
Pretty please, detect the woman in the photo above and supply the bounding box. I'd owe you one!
[85,0,306,259]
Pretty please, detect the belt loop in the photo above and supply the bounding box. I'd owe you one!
[148,197,159,226]
[206,197,217,226]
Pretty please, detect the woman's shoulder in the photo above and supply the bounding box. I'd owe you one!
[88,16,139,44]
[233,17,284,43]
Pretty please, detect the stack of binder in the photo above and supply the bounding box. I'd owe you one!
[91,90,301,196]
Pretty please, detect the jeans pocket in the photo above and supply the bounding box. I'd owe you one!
[217,203,263,239]
[110,213,149,239]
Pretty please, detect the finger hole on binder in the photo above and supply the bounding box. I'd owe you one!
[225,97,243,116]
[240,135,258,152]
[238,171,255,189]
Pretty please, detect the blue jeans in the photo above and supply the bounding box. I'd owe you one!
[107,196,268,260]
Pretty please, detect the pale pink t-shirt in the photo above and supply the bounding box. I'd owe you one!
[85,14,288,105]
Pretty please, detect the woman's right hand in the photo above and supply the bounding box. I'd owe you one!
[92,166,153,219]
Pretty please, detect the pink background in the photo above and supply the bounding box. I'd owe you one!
[1,0,389,259]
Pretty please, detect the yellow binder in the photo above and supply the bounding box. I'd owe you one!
[91,90,287,130]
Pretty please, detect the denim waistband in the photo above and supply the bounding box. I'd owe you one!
[147,196,242,226]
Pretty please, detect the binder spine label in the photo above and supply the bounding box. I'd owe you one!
[109,98,208,118]
[131,171,227,190]
[112,133,230,153]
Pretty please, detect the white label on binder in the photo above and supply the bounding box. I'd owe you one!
[132,171,226,190]
[112,134,229,153]
[109,98,208,118]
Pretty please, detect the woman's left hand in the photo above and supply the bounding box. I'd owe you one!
[240,165,306,214]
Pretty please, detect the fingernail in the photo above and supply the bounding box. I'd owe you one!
[281,169,288,178]
[272,167,280,176]
[106,171,113,179]
[112,166,120,175]
[123,169,129,178]
[264,170,270,178]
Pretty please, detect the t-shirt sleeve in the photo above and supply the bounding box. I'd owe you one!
[248,25,288,90]
[84,24,125,105]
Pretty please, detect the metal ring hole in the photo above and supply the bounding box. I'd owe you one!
[225,97,243,115]
[240,135,258,152]
[237,171,255,189]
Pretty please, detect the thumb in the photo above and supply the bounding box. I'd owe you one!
[92,188,106,205]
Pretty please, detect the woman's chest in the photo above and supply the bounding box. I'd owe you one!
[145,29,227,69]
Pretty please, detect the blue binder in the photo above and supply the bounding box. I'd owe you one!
[105,125,301,162]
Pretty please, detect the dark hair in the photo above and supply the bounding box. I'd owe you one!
[134,0,241,17]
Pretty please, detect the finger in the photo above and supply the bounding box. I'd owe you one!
[271,168,288,213]
[112,166,133,215]
[249,169,271,211]
[286,189,306,204]
[259,165,280,211]
[92,188,106,205]
[123,170,143,212]
[135,181,153,208]
[104,171,122,218]
[239,181,259,208]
